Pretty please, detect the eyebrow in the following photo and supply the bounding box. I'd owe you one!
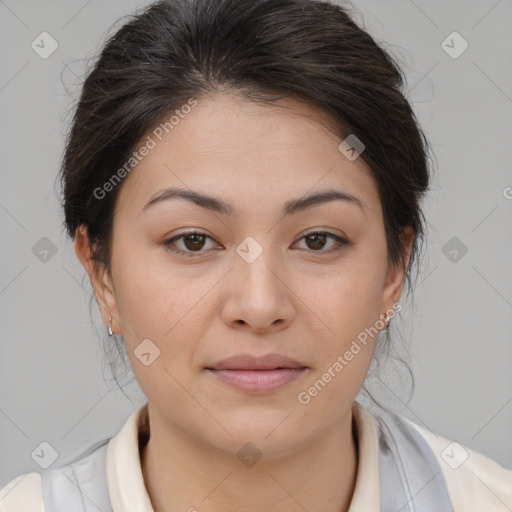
[142,186,366,216]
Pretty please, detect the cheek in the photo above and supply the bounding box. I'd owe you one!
[111,247,217,362]
[113,240,187,324]
[295,274,381,417]
[111,256,207,401]
[311,254,386,338]
[297,259,386,396]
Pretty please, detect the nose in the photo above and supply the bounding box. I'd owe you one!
[220,245,296,334]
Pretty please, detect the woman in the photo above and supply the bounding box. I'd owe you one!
[1,0,510,510]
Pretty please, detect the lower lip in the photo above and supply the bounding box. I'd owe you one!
[207,368,307,393]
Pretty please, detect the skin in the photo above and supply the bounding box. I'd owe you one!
[75,92,414,512]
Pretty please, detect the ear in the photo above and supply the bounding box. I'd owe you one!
[74,225,122,335]
[380,225,415,313]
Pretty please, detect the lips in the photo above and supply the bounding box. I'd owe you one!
[206,353,307,371]
[205,353,308,393]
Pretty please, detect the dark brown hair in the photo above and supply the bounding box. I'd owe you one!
[60,0,431,404]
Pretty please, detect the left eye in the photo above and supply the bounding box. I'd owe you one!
[164,230,348,256]
[293,232,348,252]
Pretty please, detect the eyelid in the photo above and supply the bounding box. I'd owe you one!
[164,230,219,257]
[298,226,348,240]
[292,230,350,252]
[163,228,350,256]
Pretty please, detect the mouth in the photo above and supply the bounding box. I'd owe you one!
[205,353,308,393]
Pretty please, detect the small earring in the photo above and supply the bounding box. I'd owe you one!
[108,316,113,336]
[381,312,390,328]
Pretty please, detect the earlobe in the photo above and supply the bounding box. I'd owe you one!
[74,225,121,335]
[95,267,122,336]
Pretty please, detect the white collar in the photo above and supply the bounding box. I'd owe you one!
[106,401,380,511]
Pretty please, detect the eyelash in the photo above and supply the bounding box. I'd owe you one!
[163,230,350,257]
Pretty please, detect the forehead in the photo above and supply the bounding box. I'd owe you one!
[114,93,381,220]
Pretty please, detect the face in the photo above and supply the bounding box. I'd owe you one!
[77,92,412,458]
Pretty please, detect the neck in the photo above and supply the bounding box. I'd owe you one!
[139,404,359,512]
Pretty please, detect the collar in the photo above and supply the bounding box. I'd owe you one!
[106,401,380,511]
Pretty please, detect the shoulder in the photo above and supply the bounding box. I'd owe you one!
[402,415,512,511]
[0,472,45,511]
[0,405,147,512]
[0,438,111,512]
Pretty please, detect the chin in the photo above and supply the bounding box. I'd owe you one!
[208,411,313,455]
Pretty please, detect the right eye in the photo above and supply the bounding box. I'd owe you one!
[163,230,220,257]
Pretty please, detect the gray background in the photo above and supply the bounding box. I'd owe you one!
[1,0,511,488]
